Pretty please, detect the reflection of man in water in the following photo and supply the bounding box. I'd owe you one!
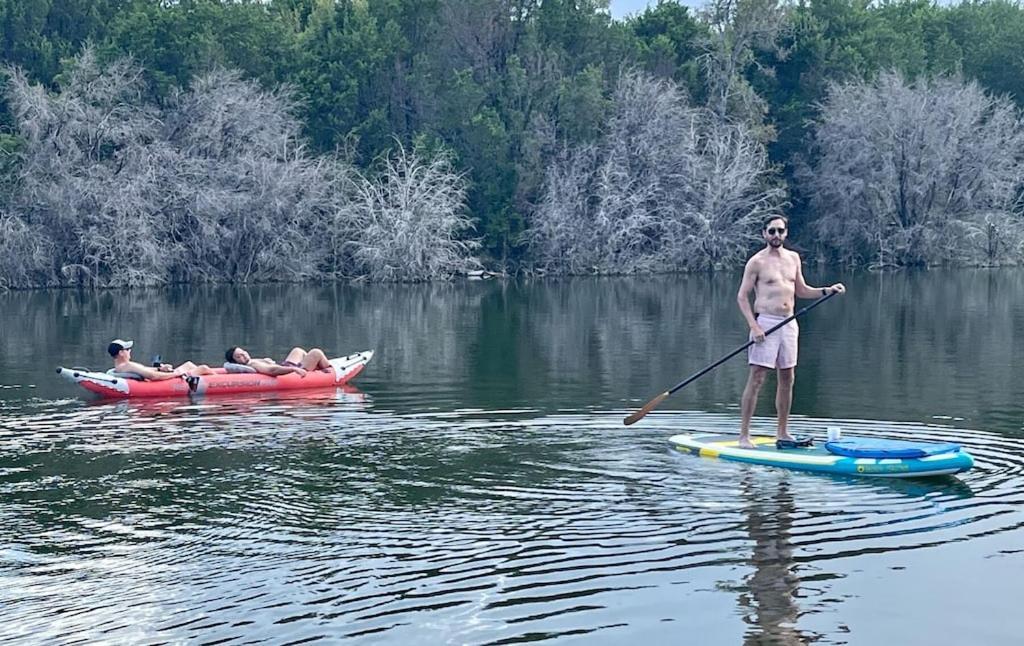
[738,472,805,645]
[736,216,846,449]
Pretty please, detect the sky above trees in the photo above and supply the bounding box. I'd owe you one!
[610,0,700,19]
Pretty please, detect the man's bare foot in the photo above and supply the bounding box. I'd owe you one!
[776,433,796,442]
[738,437,757,449]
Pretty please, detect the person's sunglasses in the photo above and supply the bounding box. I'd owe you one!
[767,227,786,235]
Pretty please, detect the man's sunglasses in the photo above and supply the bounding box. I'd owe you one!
[766,227,786,235]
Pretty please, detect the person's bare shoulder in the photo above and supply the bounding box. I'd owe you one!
[746,249,766,269]
[124,360,153,374]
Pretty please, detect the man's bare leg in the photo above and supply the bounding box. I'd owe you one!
[174,361,216,376]
[300,348,330,370]
[739,365,770,449]
[775,367,795,441]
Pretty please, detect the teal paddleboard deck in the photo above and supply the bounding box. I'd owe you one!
[669,433,974,478]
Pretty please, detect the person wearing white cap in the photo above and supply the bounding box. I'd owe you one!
[108,339,215,380]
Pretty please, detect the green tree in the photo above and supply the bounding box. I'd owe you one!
[627,1,705,92]
[106,0,296,98]
[947,0,1024,104]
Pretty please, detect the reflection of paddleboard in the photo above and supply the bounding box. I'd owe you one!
[669,433,974,478]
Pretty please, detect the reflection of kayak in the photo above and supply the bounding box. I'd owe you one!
[86,383,369,417]
[57,351,373,399]
[669,433,974,478]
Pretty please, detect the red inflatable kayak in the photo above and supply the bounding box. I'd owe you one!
[57,351,373,399]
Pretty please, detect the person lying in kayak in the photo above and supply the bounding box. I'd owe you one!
[225,346,331,377]
[109,339,215,380]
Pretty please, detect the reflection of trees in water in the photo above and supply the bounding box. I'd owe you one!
[6,269,1024,423]
[738,472,809,646]
[517,269,1024,422]
[519,273,750,402]
[0,283,490,386]
[806,269,1024,425]
[0,289,186,372]
[343,283,490,384]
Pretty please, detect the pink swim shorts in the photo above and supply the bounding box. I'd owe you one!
[748,313,798,369]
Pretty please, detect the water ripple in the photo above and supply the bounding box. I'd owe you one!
[0,399,1022,644]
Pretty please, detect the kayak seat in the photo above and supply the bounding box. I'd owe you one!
[223,362,258,374]
[107,369,145,380]
[825,438,961,459]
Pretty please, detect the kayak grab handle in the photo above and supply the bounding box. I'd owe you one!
[55,366,120,385]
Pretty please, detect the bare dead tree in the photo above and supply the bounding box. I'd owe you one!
[524,70,782,274]
[668,115,783,270]
[804,71,1024,267]
[6,48,170,286]
[166,68,300,161]
[525,71,694,274]
[3,53,378,286]
[0,211,52,289]
[162,68,354,283]
[350,143,481,282]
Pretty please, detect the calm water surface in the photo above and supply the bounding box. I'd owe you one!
[1,271,1022,644]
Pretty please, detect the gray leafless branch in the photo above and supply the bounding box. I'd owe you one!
[523,70,782,274]
[350,143,481,282]
[804,71,1024,267]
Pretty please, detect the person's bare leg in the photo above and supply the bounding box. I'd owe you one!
[740,366,770,449]
[775,367,795,440]
[284,347,308,365]
[175,361,216,376]
[300,348,330,370]
[173,360,197,376]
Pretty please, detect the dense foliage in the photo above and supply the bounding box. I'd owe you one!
[1,50,479,287]
[2,0,1024,286]
[803,72,1024,268]
[524,70,782,273]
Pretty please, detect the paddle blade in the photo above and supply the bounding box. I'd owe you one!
[623,391,669,426]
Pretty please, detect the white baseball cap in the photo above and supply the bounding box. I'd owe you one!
[107,339,134,356]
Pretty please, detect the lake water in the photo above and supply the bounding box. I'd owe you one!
[1,270,1022,644]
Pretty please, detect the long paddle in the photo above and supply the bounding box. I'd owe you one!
[623,290,838,426]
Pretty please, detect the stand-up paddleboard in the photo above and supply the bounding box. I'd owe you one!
[57,351,373,399]
[669,433,974,478]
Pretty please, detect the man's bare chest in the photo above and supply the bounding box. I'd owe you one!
[757,261,797,286]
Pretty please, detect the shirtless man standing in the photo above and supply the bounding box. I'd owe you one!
[736,216,846,449]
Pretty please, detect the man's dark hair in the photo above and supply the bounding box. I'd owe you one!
[225,347,240,363]
[763,215,788,231]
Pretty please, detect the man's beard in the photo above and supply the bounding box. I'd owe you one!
[768,238,783,247]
